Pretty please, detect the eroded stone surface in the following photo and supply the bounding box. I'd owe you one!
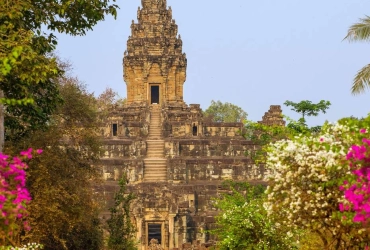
[97,1,285,249]
[124,0,186,105]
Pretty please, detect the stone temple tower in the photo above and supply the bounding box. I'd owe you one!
[99,1,286,249]
[123,0,187,105]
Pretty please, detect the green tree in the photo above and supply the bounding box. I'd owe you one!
[344,16,370,94]
[0,0,119,151]
[107,176,137,250]
[3,73,62,142]
[211,181,298,250]
[243,120,291,164]
[0,0,118,82]
[6,75,103,249]
[204,100,247,122]
[97,87,127,117]
[284,100,331,133]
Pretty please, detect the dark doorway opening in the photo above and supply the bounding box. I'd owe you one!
[148,224,161,245]
[151,85,159,104]
[112,124,118,136]
[192,124,198,136]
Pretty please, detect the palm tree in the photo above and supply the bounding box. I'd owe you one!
[345,15,370,95]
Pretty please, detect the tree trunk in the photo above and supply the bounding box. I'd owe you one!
[0,89,4,153]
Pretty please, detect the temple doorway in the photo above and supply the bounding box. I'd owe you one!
[150,85,159,104]
[148,224,162,245]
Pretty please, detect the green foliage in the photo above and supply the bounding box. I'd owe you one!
[344,15,370,94]
[0,0,119,148]
[97,87,127,122]
[211,181,298,250]
[107,176,137,250]
[264,116,370,249]
[0,0,119,78]
[284,100,331,134]
[345,15,370,42]
[3,74,62,141]
[243,100,330,164]
[204,100,247,122]
[284,100,331,122]
[350,64,370,94]
[243,120,293,164]
[5,79,103,250]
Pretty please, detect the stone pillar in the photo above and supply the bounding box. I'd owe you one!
[168,214,176,249]
[136,218,144,250]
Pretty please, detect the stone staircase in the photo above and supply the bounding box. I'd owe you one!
[144,105,167,182]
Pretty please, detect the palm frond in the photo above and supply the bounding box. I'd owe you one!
[352,64,370,95]
[344,15,370,42]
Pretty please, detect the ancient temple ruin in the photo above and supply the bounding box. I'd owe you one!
[98,0,285,249]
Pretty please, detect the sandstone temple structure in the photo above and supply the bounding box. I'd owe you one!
[98,0,285,249]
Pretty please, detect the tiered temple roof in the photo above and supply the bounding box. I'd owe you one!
[123,0,187,105]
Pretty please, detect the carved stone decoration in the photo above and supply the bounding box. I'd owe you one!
[148,239,163,250]
[124,0,186,105]
[98,1,286,250]
[258,105,286,126]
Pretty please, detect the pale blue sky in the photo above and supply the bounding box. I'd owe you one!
[56,0,370,126]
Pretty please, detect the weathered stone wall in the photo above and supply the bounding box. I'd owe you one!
[161,103,243,139]
[98,101,282,249]
[258,105,286,126]
[164,139,250,158]
[101,104,151,138]
[97,0,287,248]
[127,182,232,249]
[168,158,262,184]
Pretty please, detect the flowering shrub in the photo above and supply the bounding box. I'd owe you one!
[215,198,298,250]
[0,149,41,239]
[212,182,298,250]
[340,130,370,224]
[0,243,44,250]
[264,120,370,249]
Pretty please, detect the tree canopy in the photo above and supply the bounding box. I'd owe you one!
[284,100,331,133]
[6,72,104,249]
[284,100,331,122]
[211,181,298,250]
[1,0,118,95]
[0,0,119,151]
[203,100,247,123]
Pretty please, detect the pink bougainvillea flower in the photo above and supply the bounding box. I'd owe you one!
[0,153,8,161]
[339,203,345,212]
[354,213,366,222]
[23,221,31,231]
[363,138,370,146]
[0,150,34,234]
[20,148,33,159]
[341,138,370,224]
[360,129,367,134]
[36,149,43,154]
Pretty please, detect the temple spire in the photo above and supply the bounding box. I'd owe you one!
[123,0,187,105]
[141,0,167,9]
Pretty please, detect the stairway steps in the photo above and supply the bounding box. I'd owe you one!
[144,106,167,182]
[144,171,167,174]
